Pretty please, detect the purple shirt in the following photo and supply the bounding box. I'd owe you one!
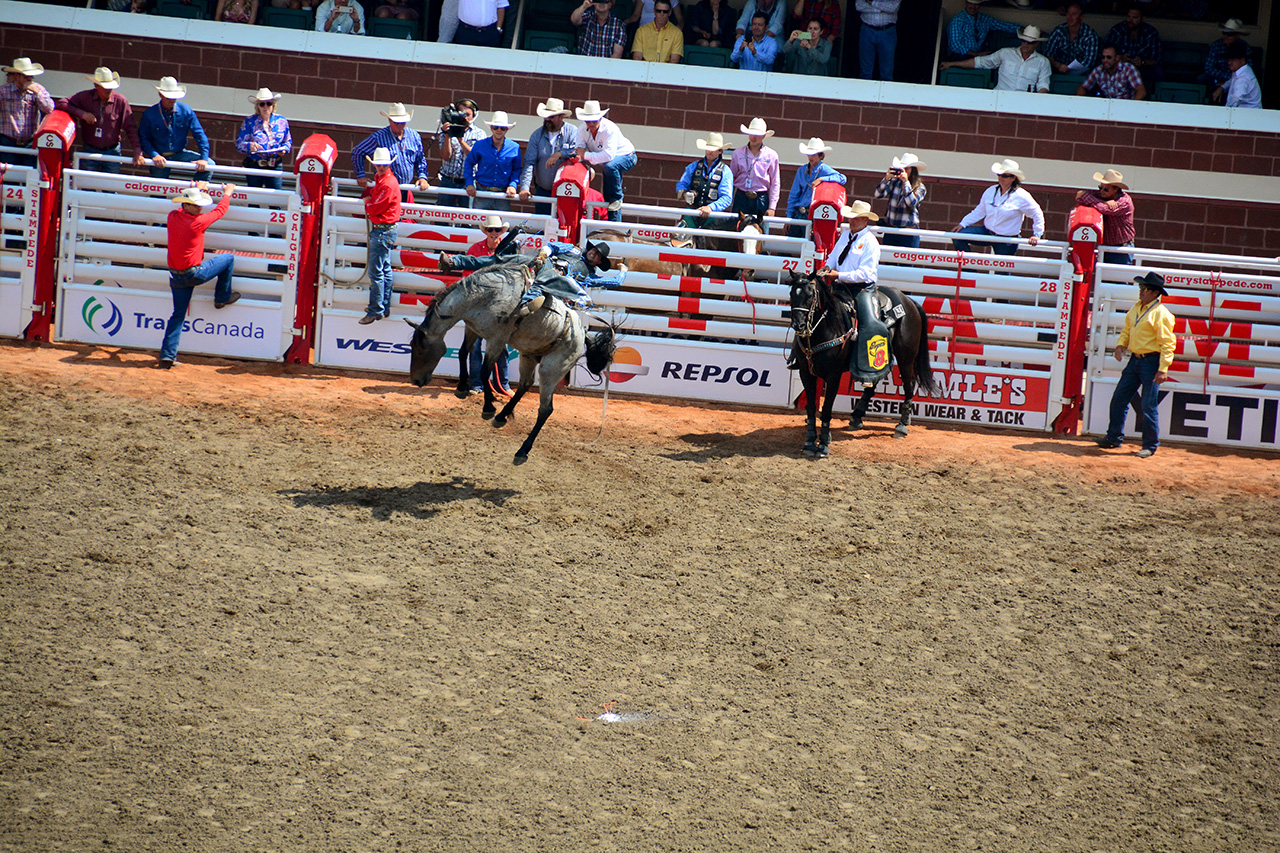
[55,89,142,155]
[729,143,780,210]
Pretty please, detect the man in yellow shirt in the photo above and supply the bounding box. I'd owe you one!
[632,0,685,62]
[1097,272,1177,458]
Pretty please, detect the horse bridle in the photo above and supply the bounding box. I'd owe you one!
[792,278,854,371]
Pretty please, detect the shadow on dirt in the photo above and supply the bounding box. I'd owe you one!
[280,476,518,520]
[663,427,805,461]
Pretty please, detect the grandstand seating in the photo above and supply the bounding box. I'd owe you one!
[1154,81,1207,103]
[260,5,312,28]
[157,0,208,19]
[941,67,995,89]
[523,29,576,52]
[684,45,732,67]
[1162,41,1207,83]
[1048,73,1085,95]
[368,16,419,39]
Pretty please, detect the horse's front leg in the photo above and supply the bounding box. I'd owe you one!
[815,373,841,459]
[801,367,819,457]
[849,385,875,430]
[456,329,477,398]
[494,354,537,428]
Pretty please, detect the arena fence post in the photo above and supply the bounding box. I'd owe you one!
[554,159,589,244]
[1055,205,1103,434]
[285,134,338,365]
[809,181,846,255]
[25,111,75,343]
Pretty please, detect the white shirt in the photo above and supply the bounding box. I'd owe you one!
[314,0,366,33]
[959,184,1046,238]
[1225,64,1262,109]
[575,118,636,165]
[827,225,879,286]
[975,46,1052,93]
[457,0,508,27]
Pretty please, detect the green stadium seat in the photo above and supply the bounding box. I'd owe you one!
[1154,81,1207,104]
[1049,73,1085,95]
[684,45,731,67]
[156,0,207,19]
[368,16,418,39]
[1163,41,1207,83]
[522,29,575,52]
[940,67,995,89]
[260,5,312,28]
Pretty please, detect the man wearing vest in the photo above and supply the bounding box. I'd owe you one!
[1097,272,1176,458]
[675,131,734,230]
[818,200,891,385]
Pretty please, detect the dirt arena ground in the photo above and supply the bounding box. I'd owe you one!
[2,340,1277,852]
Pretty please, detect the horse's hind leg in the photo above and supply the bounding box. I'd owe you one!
[494,355,537,428]
[513,374,558,465]
[849,385,875,430]
[896,367,915,438]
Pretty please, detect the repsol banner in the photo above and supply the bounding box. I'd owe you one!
[316,313,469,377]
[57,285,284,361]
[570,336,791,407]
[830,367,1054,431]
[1086,378,1280,451]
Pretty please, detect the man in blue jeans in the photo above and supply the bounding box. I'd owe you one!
[1097,272,1176,458]
[573,100,637,222]
[160,184,240,369]
[138,76,212,183]
[855,0,900,81]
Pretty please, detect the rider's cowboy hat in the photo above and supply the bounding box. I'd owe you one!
[1134,271,1168,296]
[1016,25,1046,42]
[1220,18,1249,33]
[381,102,413,123]
[369,147,394,166]
[798,137,832,155]
[536,97,572,118]
[740,117,774,138]
[248,87,282,104]
[842,200,880,222]
[86,67,121,89]
[481,214,509,231]
[696,131,726,152]
[3,58,44,76]
[484,111,514,128]
[1092,168,1128,189]
[891,152,927,172]
[575,100,609,121]
[584,240,612,270]
[155,76,188,98]
[172,186,214,207]
[991,158,1025,180]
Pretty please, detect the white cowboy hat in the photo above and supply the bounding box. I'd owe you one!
[86,67,120,89]
[1016,25,1045,42]
[3,57,44,76]
[481,214,509,231]
[172,187,214,207]
[696,131,726,152]
[842,200,879,222]
[155,76,187,98]
[369,146,393,166]
[991,158,1025,180]
[891,152,927,172]
[248,87,282,104]
[740,117,774,138]
[1092,168,1128,189]
[536,97,572,118]
[575,100,609,121]
[1220,18,1248,33]
[485,110,514,128]
[798,137,832,155]
[381,102,413,123]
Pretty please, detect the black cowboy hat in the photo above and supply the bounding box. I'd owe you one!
[585,240,611,271]
[1133,271,1168,296]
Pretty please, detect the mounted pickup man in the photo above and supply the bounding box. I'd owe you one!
[817,199,892,385]
[675,131,733,230]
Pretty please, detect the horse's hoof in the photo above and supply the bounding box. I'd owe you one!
[454,387,470,399]
[894,424,909,438]
[481,409,495,421]
[802,443,817,457]
[513,452,529,465]
[814,444,830,459]
[493,415,508,428]
[849,420,863,431]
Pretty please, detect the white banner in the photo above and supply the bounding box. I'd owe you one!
[1085,377,1280,451]
[316,312,477,377]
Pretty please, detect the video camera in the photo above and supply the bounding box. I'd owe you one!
[440,105,470,138]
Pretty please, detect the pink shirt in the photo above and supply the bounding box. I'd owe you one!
[729,144,780,210]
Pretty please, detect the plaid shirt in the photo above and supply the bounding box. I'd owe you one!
[873,175,926,228]
[1203,38,1251,87]
[1082,60,1143,99]
[0,81,54,144]
[438,122,486,180]
[793,0,841,38]
[1105,21,1161,65]
[946,11,1018,57]
[1044,22,1099,70]
[577,14,628,57]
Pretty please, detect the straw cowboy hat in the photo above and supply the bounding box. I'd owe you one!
[696,131,726,152]
[85,67,121,89]
[536,97,572,118]
[248,87,282,104]
[172,186,214,207]
[369,146,393,166]
[575,100,609,121]
[381,102,413,123]
[991,158,1025,180]
[1220,18,1249,33]
[1016,25,1045,42]
[842,200,880,222]
[481,214,509,231]
[740,117,774,138]
[3,58,44,76]
[484,110,514,128]
[154,76,188,98]
[798,137,832,155]
[892,152,927,171]
[1093,168,1128,189]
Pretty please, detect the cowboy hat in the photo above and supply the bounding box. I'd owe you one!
[1220,18,1248,33]
[369,146,393,166]
[584,240,612,270]
[991,158,1025,180]
[842,200,879,222]
[798,137,832,155]
[155,76,187,98]
[381,102,413,123]
[740,117,774,138]
[1133,271,1167,296]
[172,186,214,207]
[575,100,609,121]
[84,67,121,89]
[484,110,514,128]
[891,152,927,172]
[536,97,572,118]
[1016,25,1045,42]
[696,131,726,152]
[481,214,509,231]
[3,58,44,76]
[1092,168,1128,189]
[248,87,282,104]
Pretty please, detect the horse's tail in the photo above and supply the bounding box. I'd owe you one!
[912,299,939,397]
[584,321,618,377]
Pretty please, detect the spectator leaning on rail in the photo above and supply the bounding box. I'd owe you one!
[465,110,521,212]
[854,0,901,82]
[1105,5,1162,90]
[941,25,1050,93]
[519,97,577,217]
[160,183,241,370]
[1044,2,1099,75]
[785,136,846,240]
[139,76,212,182]
[54,67,146,174]
[352,102,431,202]
[1213,43,1261,109]
[953,158,1044,256]
[572,0,628,58]
[1077,44,1147,100]
[235,88,292,190]
[1199,18,1251,91]
[730,117,780,223]
[872,152,927,249]
[314,0,367,33]
[675,131,733,230]
[1,57,55,168]
[437,98,484,209]
[1097,272,1176,459]
[782,19,833,75]
[632,0,684,63]
[732,13,779,71]
[944,0,1019,61]
[573,100,637,222]
[1076,169,1135,265]
[359,146,400,325]
[818,200,892,385]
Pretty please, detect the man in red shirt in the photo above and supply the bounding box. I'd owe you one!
[461,214,512,394]
[159,183,239,369]
[360,146,401,324]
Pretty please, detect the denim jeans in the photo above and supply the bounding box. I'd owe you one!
[1103,242,1135,265]
[473,192,512,212]
[149,149,212,182]
[82,144,123,174]
[531,188,553,217]
[0,134,36,168]
[881,231,920,249]
[731,191,768,218]
[161,253,235,361]
[437,175,471,208]
[859,24,897,81]
[366,224,397,317]
[1105,352,1162,451]
[468,343,509,389]
[953,224,1018,255]
[600,151,637,221]
[244,159,284,191]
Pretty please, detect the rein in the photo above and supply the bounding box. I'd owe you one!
[792,280,854,373]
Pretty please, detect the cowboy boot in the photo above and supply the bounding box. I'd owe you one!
[437,253,455,272]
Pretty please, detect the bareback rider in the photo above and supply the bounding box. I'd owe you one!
[437,238,625,318]
[818,199,892,385]
[675,131,733,230]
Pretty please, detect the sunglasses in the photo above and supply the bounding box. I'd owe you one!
[654,7,671,11]
[484,227,505,233]
[998,173,1015,178]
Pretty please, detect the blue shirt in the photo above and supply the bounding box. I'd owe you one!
[138,101,210,159]
[731,34,777,71]
[351,125,429,185]
[946,11,1019,58]
[785,161,846,218]
[464,136,522,190]
[675,157,734,212]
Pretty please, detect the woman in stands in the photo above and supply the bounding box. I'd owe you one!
[214,0,258,22]
[235,88,293,191]
[687,0,732,47]
[873,151,927,248]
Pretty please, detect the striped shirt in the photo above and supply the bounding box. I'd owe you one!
[873,176,926,228]
[854,0,900,28]
[1044,22,1099,70]
[1082,61,1143,99]
[946,11,1018,57]
[352,124,429,184]
[0,81,55,143]
[1104,21,1162,65]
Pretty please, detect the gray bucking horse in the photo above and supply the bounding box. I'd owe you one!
[406,258,616,464]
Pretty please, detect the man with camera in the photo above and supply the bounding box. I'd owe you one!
[437,98,484,209]
[314,0,366,33]
[519,97,577,216]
